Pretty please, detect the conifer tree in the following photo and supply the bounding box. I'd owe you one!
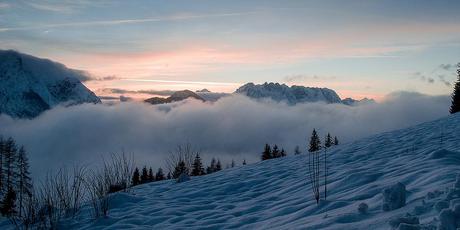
[155,168,165,181]
[215,160,222,171]
[309,129,321,152]
[1,186,16,216]
[261,144,272,160]
[272,145,280,158]
[132,167,140,186]
[3,137,17,191]
[140,166,149,184]
[207,158,217,174]
[148,167,154,182]
[231,159,235,168]
[294,145,301,155]
[325,133,333,148]
[167,172,172,180]
[242,159,246,165]
[172,160,188,179]
[450,63,460,114]
[280,148,286,157]
[334,136,339,145]
[17,146,32,217]
[191,154,205,176]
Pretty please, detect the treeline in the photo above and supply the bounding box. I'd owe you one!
[261,144,287,160]
[131,144,244,187]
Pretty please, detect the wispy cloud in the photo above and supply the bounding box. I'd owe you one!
[122,79,240,86]
[0,2,10,9]
[0,11,259,32]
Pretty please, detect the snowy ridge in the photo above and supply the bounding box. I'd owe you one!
[0,50,100,118]
[235,82,343,104]
[59,114,460,229]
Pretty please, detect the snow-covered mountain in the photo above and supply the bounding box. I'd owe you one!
[31,113,458,229]
[0,50,100,118]
[235,82,343,104]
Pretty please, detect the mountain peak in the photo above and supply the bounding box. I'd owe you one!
[0,50,100,118]
[145,90,205,105]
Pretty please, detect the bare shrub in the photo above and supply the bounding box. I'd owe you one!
[165,143,199,176]
[85,151,134,218]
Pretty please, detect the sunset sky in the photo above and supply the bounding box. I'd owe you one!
[1,0,459,100]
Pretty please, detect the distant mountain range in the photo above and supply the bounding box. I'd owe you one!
[0,51,374,118]
[0,50,100,118]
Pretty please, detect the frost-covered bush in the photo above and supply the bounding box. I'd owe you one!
[435,201,449,213]
[389,215,419,229]
[438,209,456,230]
[382,182,406,211]
[358,202,369,214]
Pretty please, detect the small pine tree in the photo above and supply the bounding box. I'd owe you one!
[280,148,286,157]
[17,146,32,217]
[309,129,321,152]
[325,133,333,148]
[231,159,235,168]
[140,166,149,184]
[172,160,188,179]
[148,167,154,182]
[207,158,217,174]
[166,172,172,180]
[1,186,16,216]
[272,145,280,158]
[450,63,460,114]
[191,154,205,176]
[155,168,165,181]
[242,159,246,165]
[261,144,272,160]
[132,167,141,186]
[215,160,222,171]
[334,136,339,145]
[294,145,301,155]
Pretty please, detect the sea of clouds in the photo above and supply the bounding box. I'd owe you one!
[0,92,451,178]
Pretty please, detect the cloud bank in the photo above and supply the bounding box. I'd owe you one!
[0,92,450,178]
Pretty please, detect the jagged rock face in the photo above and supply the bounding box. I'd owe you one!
[0,50,100,118]
[235,82,342,104]
[145,90,205,105]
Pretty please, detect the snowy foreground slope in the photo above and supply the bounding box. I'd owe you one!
[23,114,460,229]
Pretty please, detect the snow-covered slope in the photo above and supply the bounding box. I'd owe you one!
[59,114,460,229]
[235,82,342,104]
[0,50,100,118]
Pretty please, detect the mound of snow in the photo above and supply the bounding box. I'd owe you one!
[428,149,460,160]
[382,182,406,211]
